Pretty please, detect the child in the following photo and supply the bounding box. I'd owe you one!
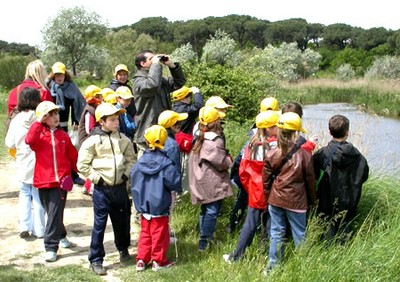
[5,87,45,239]
[77,85,104,195]
[157,110,188,175]
[25,101,78,262]
[131,125,181,272]
[77,85,103,148]
[262,112,316,274]
[227,97,280,233]
[77,103,136,275]
[115,86,136,140]
[109,64,136,118]
[312,115,369,241]
[189,106,233,251]
[223,110,280,262]
[171,86,204,135]
[171,86,204,194]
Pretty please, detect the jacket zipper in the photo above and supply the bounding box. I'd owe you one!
[51,129,59,183]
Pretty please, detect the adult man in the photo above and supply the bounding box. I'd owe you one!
[132,50,186,157]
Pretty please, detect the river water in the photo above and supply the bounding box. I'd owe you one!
[302,103,400,176]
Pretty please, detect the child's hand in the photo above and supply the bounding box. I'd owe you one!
[309,134,318,145]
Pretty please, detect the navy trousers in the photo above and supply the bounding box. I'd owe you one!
[89,183,131,263]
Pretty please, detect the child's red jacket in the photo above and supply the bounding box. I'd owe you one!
[25,122,78,189]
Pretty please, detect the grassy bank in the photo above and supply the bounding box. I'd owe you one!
[276,78,400,117]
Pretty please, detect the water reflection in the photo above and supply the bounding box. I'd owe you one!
[302,103,399,176]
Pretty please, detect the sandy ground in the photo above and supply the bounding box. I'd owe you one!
[0,161,139,281]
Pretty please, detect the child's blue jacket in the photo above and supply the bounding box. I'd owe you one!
[131,149,181,215]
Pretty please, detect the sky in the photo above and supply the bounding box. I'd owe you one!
[1,0,398,46]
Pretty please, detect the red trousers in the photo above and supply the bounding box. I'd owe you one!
[136,215,170,265]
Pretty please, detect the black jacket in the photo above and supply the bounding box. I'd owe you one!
[312,140,369,217]
[172,91,204,134]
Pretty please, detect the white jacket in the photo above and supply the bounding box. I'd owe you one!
[5,111,36,183]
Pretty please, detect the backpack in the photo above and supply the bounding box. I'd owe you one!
[316,144,340,215]
[238,145,266,209]
[175,131,194,154]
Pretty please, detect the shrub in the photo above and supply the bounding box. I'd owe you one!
[0,55,35,89]
[336,64,355,81]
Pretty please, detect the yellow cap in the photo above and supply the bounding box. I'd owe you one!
[115,86,134,99]
[36,101,60,122]
[199,106,224,125]
[255,110,280,129]
[52,62,66,74]
[95,103,126,122]
[205,96,233,109]
[144,125,168,150]
[260,97,279,112]
[84,85,102,101]
[171,86,192,101]
[114,64,129,76]
[277,112,307,133]
[100,88,117,104]
[158,110,188,129]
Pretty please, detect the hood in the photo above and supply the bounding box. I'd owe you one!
[21,111,37,130]
[331,141,362,168]
[137,150,172,175]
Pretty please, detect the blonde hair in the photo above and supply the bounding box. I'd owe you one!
[25,60,48,90]
[278,128,297,155]
[192,119,223,154]
[248,128,269,160]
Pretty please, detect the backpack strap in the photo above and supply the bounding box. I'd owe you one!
[267,144,301,190]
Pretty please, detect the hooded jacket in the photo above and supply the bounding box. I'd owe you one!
[77,127,136,186]
[189,132,233,205]
[263,143,316,210]
[5,111,37,183]
[131,149,181,216]
[312,140,369,217]
[25,122,78,189]
[132,62,186,144]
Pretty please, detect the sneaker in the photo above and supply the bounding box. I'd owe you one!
[90,262,107,276]
[222,253,233,264]
[59,237,71,248]
[19,231,30,238]
[136,260,146,272]
[44,251,57,262]
[119,249,131,263]
[152,261,175,271]
[169,236,178,245]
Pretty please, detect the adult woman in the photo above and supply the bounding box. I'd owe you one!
[7,59,52,114]
[47,62,86,132]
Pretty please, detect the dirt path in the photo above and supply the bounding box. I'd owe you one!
[0,161,138,281]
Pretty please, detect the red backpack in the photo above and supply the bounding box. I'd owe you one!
[175,131,194,154]
[238,145,267,209]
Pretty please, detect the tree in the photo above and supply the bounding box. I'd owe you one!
[41,6,108,76]
[322,23,354,50]
[201,30,237,66]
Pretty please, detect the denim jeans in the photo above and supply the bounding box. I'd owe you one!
[268,205,306,269]
[199,200,222,250]
[19,182,45,237]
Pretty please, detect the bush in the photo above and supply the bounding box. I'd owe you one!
[365,55,400,79]
[336,64,355,81]
[0,55,35,89]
